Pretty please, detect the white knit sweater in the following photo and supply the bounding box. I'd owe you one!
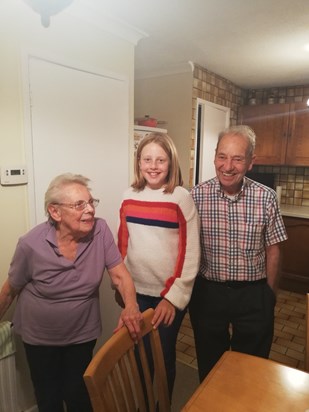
[118,186,200,310]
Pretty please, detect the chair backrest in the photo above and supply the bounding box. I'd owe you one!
[83,308,171,412]
[306,293,309,372]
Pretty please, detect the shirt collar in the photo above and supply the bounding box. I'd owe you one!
[215,176,249,201]
[45,218,98,247]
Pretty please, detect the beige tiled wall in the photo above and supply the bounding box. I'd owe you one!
[245,86,309,105]
[190,64,246,184]
[252,165,309,206]
[192,64,246,122]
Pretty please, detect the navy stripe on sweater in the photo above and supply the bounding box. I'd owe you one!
[126,216,179,229]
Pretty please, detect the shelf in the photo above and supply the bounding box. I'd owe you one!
[134,125,167,133]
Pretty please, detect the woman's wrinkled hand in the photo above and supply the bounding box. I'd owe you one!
[114,303,143,343]
[152,299,176,329]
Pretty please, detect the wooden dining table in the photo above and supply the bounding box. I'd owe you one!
[181,351,309,412]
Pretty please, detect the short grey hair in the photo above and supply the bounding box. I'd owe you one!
[44,173,91,218]
[216,125,256,157]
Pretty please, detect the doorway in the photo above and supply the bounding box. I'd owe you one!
[194,99,230,185]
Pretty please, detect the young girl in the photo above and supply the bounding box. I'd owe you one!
[118,132,200,399]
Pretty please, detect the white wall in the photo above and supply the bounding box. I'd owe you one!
[134,71,193,187]
[0,1,138,410]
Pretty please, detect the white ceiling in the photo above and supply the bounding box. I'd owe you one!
[89,0,309,89]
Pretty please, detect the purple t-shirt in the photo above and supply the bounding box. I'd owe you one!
[8,218,122,345]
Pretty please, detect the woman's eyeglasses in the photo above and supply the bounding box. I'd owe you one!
[52,199,100,211]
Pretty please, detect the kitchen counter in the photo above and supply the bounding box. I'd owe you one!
[280,204,309,219]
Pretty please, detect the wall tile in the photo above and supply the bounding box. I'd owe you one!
[253,164,309,206]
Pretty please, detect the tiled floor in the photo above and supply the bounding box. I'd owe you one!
[176,289,306,371]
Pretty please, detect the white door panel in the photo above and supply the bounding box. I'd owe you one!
[195,99,230,184]
[26,56,129,233]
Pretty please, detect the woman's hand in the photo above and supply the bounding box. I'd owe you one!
[109,262,143,342]
[114,302,143,343]
[152,299,176,329]
[0,279,19,320]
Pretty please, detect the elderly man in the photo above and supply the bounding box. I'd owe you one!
[189,125,287,382]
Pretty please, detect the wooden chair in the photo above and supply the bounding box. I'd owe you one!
[83,308,170,412]
[305,293,309,372]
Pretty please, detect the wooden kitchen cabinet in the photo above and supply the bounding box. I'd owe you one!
[279,216,309,294]
[240,104,288,164]
[240,102,309,166]
[286,102,309,165]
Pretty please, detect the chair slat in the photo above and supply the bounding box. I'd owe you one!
[127,347,148,412]
[110,365,129,410]
[150,329,171,410]
[118,354,140,411]
[104,376,120,411]
[138,338,156,411]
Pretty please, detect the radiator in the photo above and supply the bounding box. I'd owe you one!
[0,321,18,412]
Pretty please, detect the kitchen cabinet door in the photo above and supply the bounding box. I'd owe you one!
[280,216,309,294]
[240,104,289,165]
[286,102,309,166]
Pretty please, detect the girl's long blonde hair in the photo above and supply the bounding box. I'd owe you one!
[132,132,183,193]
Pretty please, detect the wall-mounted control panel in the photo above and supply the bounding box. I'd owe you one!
[1,166,28,186]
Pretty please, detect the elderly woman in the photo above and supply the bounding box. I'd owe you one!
[0,173,142,412]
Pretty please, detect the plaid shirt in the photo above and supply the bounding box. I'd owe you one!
[191,176,288,282]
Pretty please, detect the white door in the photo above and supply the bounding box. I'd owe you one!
[25,55,129,233]
[194,99,230,184]
[24,55,129,344]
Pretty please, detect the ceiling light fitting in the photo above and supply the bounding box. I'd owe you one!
[24,0,74,28]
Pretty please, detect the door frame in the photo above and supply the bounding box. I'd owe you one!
[193,98,230,185]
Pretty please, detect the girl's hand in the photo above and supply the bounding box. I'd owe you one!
[152,299,176,329]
